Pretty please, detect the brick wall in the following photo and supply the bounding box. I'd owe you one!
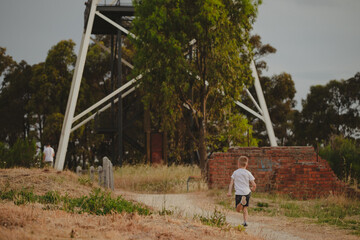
[207,146,355,199]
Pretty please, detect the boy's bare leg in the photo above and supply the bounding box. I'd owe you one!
[43,162,52,171]
[236,203,243,212]
[243,207,248,223]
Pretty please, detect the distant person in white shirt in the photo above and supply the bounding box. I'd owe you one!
[43,143,55,168]
[227,156,256,227]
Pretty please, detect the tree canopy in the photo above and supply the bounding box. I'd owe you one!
[132,0,262,172]
[295,73,360,145]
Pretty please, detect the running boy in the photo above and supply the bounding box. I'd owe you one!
[227,156,256,227]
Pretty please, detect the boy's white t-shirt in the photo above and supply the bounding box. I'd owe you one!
[231,168,255,195]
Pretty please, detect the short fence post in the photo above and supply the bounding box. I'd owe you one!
[98,166,103,186]
[76,158,113,190]
[76,166,82,176]
[109,160,114,190]
[89,166,95,181]
[103,157,109,188]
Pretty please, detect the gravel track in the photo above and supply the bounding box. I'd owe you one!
[116,191,315,240]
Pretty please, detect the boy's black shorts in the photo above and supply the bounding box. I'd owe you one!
[235,193,251,207]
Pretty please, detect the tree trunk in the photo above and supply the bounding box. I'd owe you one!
[198,119,207,177]
[199,86,207,176]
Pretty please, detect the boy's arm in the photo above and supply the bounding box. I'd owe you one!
[227,178,234,197]
[250,180,256,192]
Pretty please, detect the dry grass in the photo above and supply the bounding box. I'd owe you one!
[114,164,208,193]
[0,201,258,240]
[0,168,95,197]
[0,168,259,240]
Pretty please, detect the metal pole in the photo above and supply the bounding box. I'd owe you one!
[117,26,123,166]
[55,0,99,170]
[111,34,116,165]
[250,60,278,146]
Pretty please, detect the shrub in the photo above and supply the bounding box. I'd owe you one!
[0,138,37,168]
[320,135,360,184]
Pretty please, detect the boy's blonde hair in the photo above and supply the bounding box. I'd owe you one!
[238,156,249,167]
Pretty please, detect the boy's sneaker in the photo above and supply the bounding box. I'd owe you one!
[242,222,248,227]
[241,196,247,205]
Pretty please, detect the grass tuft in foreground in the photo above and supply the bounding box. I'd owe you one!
[194,209,228,228]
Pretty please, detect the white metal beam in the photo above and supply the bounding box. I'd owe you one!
[245,88,263,115]
[194,73,266,124]
[250,60,278,146]
[95,11,136,38]
[72,75,140,123]
[55,0,99,171]
[71,86,136,133]
[234,100,264,121]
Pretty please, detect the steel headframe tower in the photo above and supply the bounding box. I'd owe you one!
[55,0,136,170]
[55,0,277,171]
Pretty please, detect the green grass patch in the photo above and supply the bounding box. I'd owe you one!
[0,187,150,216]
[257,202,269,208]
[77,176,93,187]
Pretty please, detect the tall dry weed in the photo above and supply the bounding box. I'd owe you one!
[114,164,207,193]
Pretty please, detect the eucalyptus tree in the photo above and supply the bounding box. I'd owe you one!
[26,40,77,147]
[0,60,32,145]
[0,47,15,77]
[131,0,261,172]
[295,73,360,145]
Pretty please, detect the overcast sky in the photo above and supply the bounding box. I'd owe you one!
[1,0,359,110]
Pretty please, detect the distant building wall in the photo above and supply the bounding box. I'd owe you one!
[207,146,357,199]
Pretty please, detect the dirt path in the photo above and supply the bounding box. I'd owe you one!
[116,190,359,240]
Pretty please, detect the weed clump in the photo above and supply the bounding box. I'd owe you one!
[194,209,228,228]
